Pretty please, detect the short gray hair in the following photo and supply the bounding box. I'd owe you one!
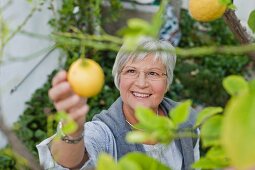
[112,39,177,90]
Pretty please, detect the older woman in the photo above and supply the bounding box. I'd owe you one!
[37,39,199,170]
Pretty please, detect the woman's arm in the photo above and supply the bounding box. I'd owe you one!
[48,70,89,169]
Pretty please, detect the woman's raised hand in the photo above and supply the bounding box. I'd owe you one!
[48,70,89,136]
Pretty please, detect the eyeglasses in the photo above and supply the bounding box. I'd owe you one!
[121,68,167,81]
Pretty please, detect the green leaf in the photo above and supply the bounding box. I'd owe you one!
[250,79,255,92]
[127,18,150,31]
[55,111,68,121]
[193,147,229,169]
[195,107,223,127]
[126,131,155,144]
[248,10,255,33]
[219,0,231,5]
[227,3,236,10]
[119,152,171,170]
[134,107,175,133]
[118,158,142,170]
[192,157,221,169]
[122,35,146,51]
[55,111,78,135]
[222,79,255,169]
[169,100,192,126]
[153,116,175,130]
[223,75,248,96]
[62,119,78,135]
[97,153,119,170]
[119,18,152,50]
[135,115,174,131]
[150,0,167,37]
[201,115,222,147]
[0,17,9,41]
[135,107,158,128]
[151,129,174,144]
[129,107,175,143]
[206,147,229,167]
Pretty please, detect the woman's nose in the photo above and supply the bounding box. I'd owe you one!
[134,73,148,88]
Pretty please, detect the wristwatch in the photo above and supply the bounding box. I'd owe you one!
[57,121,84,144]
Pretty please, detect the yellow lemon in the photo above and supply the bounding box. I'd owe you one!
[189,0,227,22]
[68,58,104,98]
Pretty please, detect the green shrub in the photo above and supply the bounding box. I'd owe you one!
[168,10,249,106]
[0,147,30,170]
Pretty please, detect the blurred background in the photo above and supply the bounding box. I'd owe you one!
[0,0,254,168]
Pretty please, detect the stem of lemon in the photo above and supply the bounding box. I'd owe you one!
[80,40,87,66]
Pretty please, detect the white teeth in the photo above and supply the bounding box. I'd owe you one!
[132,92,150,98]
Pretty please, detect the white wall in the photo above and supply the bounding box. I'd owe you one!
[0,1,63,147]
[234,0,255,36]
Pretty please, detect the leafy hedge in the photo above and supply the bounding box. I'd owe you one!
[0,3,250,169]
[168,10,249,106]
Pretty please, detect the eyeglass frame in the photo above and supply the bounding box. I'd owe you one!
[120,67,167,81]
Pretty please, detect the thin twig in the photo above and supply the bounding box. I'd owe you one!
[0,0,13,12]
[10,45,56,94]
[4,45,55,63]
[1,6,37,49]
[53,33,255,57]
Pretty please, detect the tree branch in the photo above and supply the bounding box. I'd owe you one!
[0,110,43,170]
[223,9,255,61]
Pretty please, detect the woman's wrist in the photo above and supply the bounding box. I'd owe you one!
[57,121,84,144]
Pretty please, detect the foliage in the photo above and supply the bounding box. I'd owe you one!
[0,147,30,170]
[221,76,255,169]
[12,71,57,157]
[169,10,249,106]
[97,152,170,170]
[116,75,255,170]
[126,101,193,144]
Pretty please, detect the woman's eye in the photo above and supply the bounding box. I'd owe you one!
[127,69,136,73]
[149,72,159,76]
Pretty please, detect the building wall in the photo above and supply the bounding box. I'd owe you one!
[0,1,63,148]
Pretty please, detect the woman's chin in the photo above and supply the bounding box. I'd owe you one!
[133,102,152,109]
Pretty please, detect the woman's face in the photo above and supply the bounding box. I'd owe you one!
[119,54,168,115]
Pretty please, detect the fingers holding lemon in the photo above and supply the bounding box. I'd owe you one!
[189,0,227,22]
[67,58,105,98]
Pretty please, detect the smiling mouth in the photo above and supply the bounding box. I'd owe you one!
[132,91,152,98]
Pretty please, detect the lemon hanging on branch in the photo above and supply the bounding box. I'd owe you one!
[189,0,227,22]
[68,58,105,98]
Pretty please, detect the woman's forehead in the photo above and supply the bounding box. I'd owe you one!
[128,53,162,64]
[124,55,165,69]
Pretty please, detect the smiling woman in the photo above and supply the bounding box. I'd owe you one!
[37,39,199,170]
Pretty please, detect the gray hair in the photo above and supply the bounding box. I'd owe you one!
[112,39,177,90]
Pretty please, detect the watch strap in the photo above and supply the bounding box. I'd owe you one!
[57,121,84,144]
[61,133,84,144]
